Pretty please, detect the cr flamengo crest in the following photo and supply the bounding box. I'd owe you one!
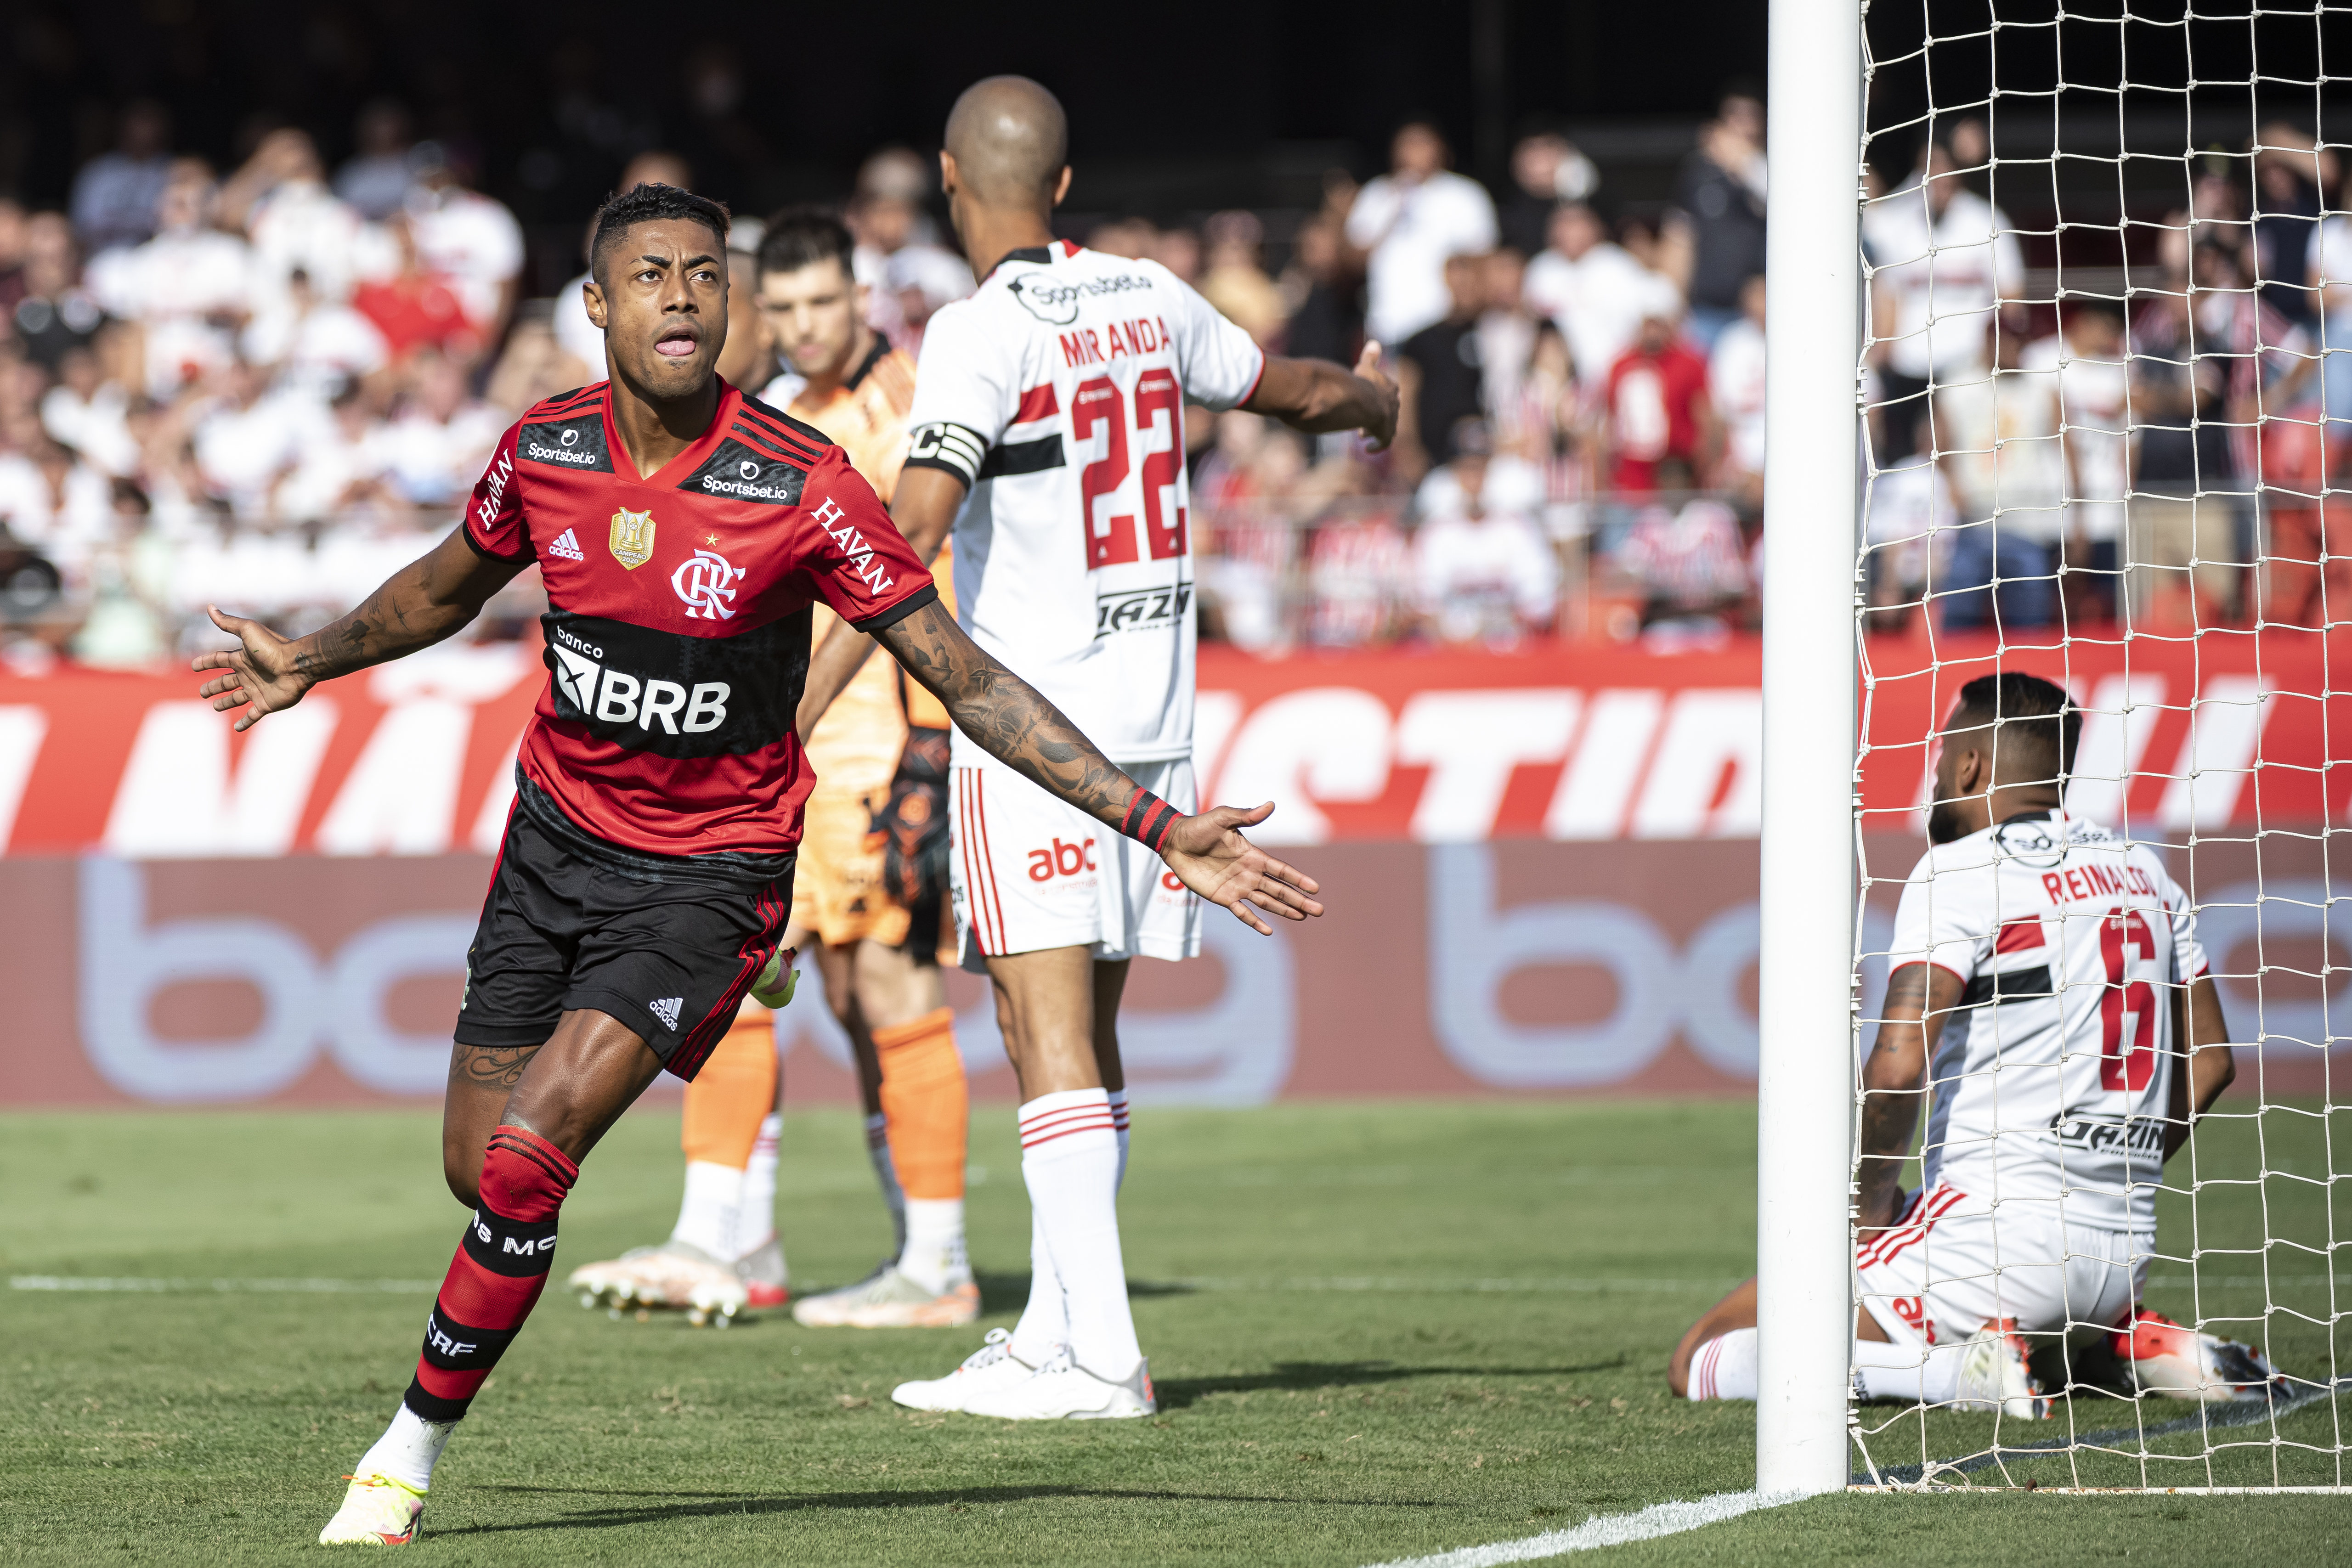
[673,548,746,620]
[608,508,656,569]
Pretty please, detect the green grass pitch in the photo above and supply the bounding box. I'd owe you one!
[2,1098,2345,1565]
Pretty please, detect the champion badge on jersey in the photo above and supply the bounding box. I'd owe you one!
[609,508,657,569]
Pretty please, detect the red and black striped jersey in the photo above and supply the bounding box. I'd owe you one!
[464,378,935,858]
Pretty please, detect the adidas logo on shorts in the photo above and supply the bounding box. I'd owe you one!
[547,528,586,561]
[649,996,682,1029]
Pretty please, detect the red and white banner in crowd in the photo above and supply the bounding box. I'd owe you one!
[0,633,2338,855]
[0,633,2341,1106]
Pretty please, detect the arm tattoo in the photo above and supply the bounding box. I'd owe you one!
[454,1043,539,1090]
[877,604,1142,829]
[1857,964,1934,1221]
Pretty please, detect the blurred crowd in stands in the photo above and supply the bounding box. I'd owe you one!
[1862,115,2352,639]
[0,84,1782,665]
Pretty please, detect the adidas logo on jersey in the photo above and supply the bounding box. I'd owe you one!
[547,528,585,561]
[649,997,683,1030]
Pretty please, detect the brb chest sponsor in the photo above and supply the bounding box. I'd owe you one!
[537,608,805,760]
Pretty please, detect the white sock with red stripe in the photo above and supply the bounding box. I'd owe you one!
[1013,1089,1142,1380]
[1854,1336,1965,1404]
[1108,1088,1131,1188]
[1684,1327,1758,1401]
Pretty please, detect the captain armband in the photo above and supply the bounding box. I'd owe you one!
[905,421,988,487]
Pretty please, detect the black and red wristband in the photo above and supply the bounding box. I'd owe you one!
[1120,787,1181,854]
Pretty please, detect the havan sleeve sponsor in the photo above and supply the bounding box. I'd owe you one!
[785,446,938,632]
[463,423,531,562]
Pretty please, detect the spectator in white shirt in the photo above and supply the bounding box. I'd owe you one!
[231,130,368,312]
[242,268,391,401]
[1345,119,1500,348]
[40,344,141,478]
[377,350,503,507]
[1863,407,1959,630]
[1709,273,1768,506]
[2020,304,2131,623]
[192,359,314,519]
[85,162,255,398]
[1863,139,2024,461]
[1523,202,1681,395]
[70,102,175,254]
[1414,430,1559,645]
[401,144,525,340]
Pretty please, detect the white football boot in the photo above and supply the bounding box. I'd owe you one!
[318,1473,425,1545]
[567,1241,748,1326]
[961,1356,1156,1421]
[2112,1309,2288,1402]
[1953,1319,2053,1420]
[793,1263,981,1329]
[891,1328,1051,1412]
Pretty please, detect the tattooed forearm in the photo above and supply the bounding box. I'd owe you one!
[287,558,478,682]
[1856,962,1939,1227]
[876,601,1145,828]
[455,1043,540,1090]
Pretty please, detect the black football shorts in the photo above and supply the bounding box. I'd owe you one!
[455,777,794,1080]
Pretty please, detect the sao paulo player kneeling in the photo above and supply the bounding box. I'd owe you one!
[1671,674,2286,1421]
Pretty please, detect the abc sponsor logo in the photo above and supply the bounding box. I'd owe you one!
[1027,835,1099,882]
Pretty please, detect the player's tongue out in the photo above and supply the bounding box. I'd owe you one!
[654,326,699,359]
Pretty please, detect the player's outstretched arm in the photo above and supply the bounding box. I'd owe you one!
[873,597,1323,935]
[1856,963,1963,1234]
[1243,343,1402,449]
[192,529,526,731]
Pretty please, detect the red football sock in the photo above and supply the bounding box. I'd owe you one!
[403,1126,577,1422]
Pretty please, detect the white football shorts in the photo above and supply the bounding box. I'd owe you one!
[1855,1182,2148,1348]
[949,756,1202,972]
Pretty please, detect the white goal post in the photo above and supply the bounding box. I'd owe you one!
[1763,0,2352,1496]
[1758,0,1866,1501]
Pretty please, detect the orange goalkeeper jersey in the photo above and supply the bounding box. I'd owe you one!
[792,341,957,780]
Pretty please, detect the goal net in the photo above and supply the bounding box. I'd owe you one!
[1848,0,2351,1490]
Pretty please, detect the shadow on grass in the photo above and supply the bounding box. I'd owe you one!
[1154,1354,1628,1409]
[444,1483,1442,1534]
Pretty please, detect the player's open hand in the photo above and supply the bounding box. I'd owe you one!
[191,605,311,732]
[1159,802,1324,935]
[1354,342,1401,452]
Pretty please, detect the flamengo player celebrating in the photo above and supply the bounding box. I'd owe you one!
[565,208,984,1329]
[193,183,1326,1546]
[1670,675,2282,1416]
[798,78,1398,1421]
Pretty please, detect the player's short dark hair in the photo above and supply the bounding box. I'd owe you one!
[1947,672,2079,784]
[588,182,730,285]
[757,206,856,282]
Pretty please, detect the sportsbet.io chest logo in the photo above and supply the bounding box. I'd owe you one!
[673,548,746,620]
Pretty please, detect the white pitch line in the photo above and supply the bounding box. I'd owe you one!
[10,1275,438,1294]
[1169,1276,1734,1295]
[1362,1490,1804,1568]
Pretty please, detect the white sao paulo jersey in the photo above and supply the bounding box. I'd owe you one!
[903,241,1265,763]
[1890,811,2210,1232]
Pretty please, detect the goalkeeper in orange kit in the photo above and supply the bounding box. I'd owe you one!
[566,208,978,1328]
